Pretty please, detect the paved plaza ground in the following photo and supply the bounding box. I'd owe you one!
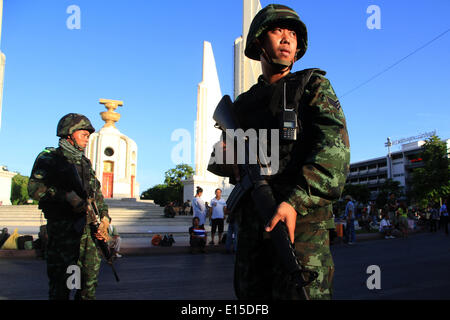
[1,231,449,300]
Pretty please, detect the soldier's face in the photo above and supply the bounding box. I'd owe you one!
[71,129,90,149]
[261,26,297,64]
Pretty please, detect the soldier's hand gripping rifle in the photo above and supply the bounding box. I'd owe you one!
[66,164,120,282]
[211,95,318,299]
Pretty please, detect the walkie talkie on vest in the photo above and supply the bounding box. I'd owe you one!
[280,82,297,141]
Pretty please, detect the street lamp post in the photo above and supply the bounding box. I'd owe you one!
[385,137,392,179]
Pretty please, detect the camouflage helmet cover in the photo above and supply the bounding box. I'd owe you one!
[56,113,95,137]
[245,4,308,62]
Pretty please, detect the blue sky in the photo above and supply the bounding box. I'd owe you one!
[0,0,449,192]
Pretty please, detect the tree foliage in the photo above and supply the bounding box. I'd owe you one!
[141,164,194,206]
[375,179,403,210]
[342,183,371,205]
[140,184,179,206]
[164,164,194,187]
[11,174,30,205]
[410,135,450,207]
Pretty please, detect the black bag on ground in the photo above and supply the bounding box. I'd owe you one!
[17,235,33,250]
[160,234,175,247]
[0,229,10,248]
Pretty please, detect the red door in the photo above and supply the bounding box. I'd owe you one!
[102,173,114,198]
[131,175,135,198]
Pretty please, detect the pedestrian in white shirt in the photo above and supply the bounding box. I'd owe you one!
[192,186,206,227]
[209,188,227,246]
[379,213,395,239]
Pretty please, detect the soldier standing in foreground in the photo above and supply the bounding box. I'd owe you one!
[209,4,350,299]
[28,113,111,300]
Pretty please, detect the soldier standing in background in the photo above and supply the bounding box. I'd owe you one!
[209,4,350,299]
[28,113,111,300]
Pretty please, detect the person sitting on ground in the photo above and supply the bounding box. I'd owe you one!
[182,200,192,216]
[164,201,176,218]
[359,211,371,232]
[107,223,122,258]
[379,213,395,239]
[36,225,48,259]
[189,217,207,253]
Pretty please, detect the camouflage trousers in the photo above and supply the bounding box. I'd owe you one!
[234,203,334,300]
[46,219,82,300]
[46,219,100,300]
[75,223,101,300]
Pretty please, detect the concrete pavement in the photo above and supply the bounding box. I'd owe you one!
[1,230,449,300]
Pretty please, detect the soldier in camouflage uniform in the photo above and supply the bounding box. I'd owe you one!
[209,4,350,300]
[28,113,110,300]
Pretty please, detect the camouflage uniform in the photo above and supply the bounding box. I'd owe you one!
[213,5,350,300]
[28,114,109,300]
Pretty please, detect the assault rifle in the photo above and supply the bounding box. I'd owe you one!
[67,164,120,282]
[210,95,317,299]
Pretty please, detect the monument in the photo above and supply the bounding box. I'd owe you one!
[183,41,231,203]
[86,99,139,199]
[0,1,14,206]
[233,0,262,99]
[0,166,16,205]
[183,0,262,203]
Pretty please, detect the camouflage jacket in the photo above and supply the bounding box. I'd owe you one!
[226,69,350,228]
[28,146,109,221]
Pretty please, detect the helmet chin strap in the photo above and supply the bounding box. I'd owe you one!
[260,47,294,73]
[67,135,85,151]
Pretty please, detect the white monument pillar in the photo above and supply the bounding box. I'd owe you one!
[0,0,6,130]
[234,0,262,99]
[0,166,16,205]
[0,1,12,206]
[184,1,263,203]
[183,42,231,203]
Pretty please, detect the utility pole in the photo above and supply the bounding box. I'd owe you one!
[385,137,392,179]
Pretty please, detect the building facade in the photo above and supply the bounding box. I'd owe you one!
[347,139,450,200]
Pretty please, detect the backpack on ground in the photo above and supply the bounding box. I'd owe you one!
[17,235,34,250]
[160,234,175,247]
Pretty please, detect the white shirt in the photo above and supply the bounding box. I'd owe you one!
[192,197,206,225]
[210,197,227,219]
[379,219,391,232]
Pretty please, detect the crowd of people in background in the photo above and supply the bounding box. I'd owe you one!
[337,193,449,244]
[167,187,448,252]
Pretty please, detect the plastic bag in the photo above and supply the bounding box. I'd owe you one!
[1,228,19,250]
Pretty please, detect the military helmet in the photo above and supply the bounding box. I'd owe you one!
[245,4,308,62]
[56,113,95,137]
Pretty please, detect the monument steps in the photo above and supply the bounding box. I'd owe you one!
[0,205,203,240]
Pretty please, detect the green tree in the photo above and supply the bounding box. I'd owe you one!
[410,135,450,207]
[164,164,194,186]
[342,183,371,205]
[140,184,179,206]
[10,174,30,205]
[141,164,194,206]
[375,179,403,210]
